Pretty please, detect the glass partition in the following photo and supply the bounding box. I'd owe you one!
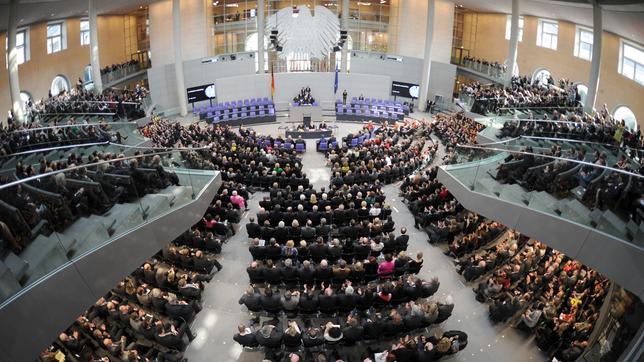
[0,148,216,306]
[444,144,643,244]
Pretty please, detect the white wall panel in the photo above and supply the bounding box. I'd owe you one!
[215,72,391,105]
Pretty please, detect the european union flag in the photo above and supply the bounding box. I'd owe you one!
[334,65,339,95]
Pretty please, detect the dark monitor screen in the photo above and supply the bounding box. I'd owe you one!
[187,84,216,103]
[391,81,420,99]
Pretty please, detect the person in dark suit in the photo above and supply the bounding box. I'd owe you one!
[318,284,337,314]
[342,90,348,105]
[310,238,329,263]
[246,217,261,239]
[263,260,282,285]
[256,324,283,349]
[298,260,316,285]
[299,286,319,314]
[260,287,282,313]
[239,286,262,312]
[233,324,258,347]
[247,261,265,284]
[341,315,363,345]
[249,238,266,261]
[396,227,410,251]
[316,260,333,284]
[302,327,325,348]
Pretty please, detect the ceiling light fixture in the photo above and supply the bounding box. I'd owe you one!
[357,2,371,5]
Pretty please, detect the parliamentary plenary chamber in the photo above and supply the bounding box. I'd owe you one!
[0,0,642,361]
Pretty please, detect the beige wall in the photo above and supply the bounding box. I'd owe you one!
[462,12,644,128]
[0,15,133,117]
[394,0,454,63]
[149,0,210,67]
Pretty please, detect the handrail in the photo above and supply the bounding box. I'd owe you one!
[497,105,581,112]
[477,135,622,152]
[37,112,117,116]
[499,117,599,126]
[519,135,627,151]
[455,143,643,179]
[106,142,211,151]
[0,141,110,160]
[0,149,187,192]
[9,121,136,133]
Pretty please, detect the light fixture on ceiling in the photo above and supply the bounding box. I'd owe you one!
[213,1,219,5]
[357,2,371,5]
[225,3,239,7]
[380,0,386,3]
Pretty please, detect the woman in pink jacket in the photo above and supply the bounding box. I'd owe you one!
[230,190,246,210]
[377,254,395,278]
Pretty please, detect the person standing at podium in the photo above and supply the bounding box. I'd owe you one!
[342,90,348,105]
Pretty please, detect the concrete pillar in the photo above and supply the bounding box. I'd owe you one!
[7,0,25,124]
[340,0,349,73]
[88,0,103,94]
[585,1,602,111]
[504,0,520,87]
[257,0,265,74]
[173,0,188,116]
[418,0,436,111]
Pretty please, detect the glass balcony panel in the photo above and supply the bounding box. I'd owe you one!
[445,145,641,244]
[0,149,216,306]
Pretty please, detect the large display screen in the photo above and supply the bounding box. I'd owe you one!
[187,84,216,103]
[391,81,420,99]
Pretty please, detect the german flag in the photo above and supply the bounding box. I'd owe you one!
[271,65,275,101]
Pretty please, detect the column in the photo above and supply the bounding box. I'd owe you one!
[173,0,188,116]
[340,0,349,73]
[418,0,436,112]
[585,1,602,111]
[257,0,265,74]
[89,0,103,93]
[7,0,25,124]
[504,0,520,87]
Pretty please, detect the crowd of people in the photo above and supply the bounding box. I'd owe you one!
[460,56,507,78]
[324,119,433,186]
[498,105,643,152]
[460,76,580,115]
[396,114,614,361]
[0,119,115,155]
[25,86,148,121]
[0,148,180,253]
[293,86,316,105]
[1,82,634,362]
[492,140,641,224]
[39,181,235,362]
[101,60,143,77]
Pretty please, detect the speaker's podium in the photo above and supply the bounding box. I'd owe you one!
[290,103,322,127]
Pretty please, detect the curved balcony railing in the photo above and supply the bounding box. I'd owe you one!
[446,144,642,242]
[455,58,507,83]
[438,145,644,300]
[0,147,216,306]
